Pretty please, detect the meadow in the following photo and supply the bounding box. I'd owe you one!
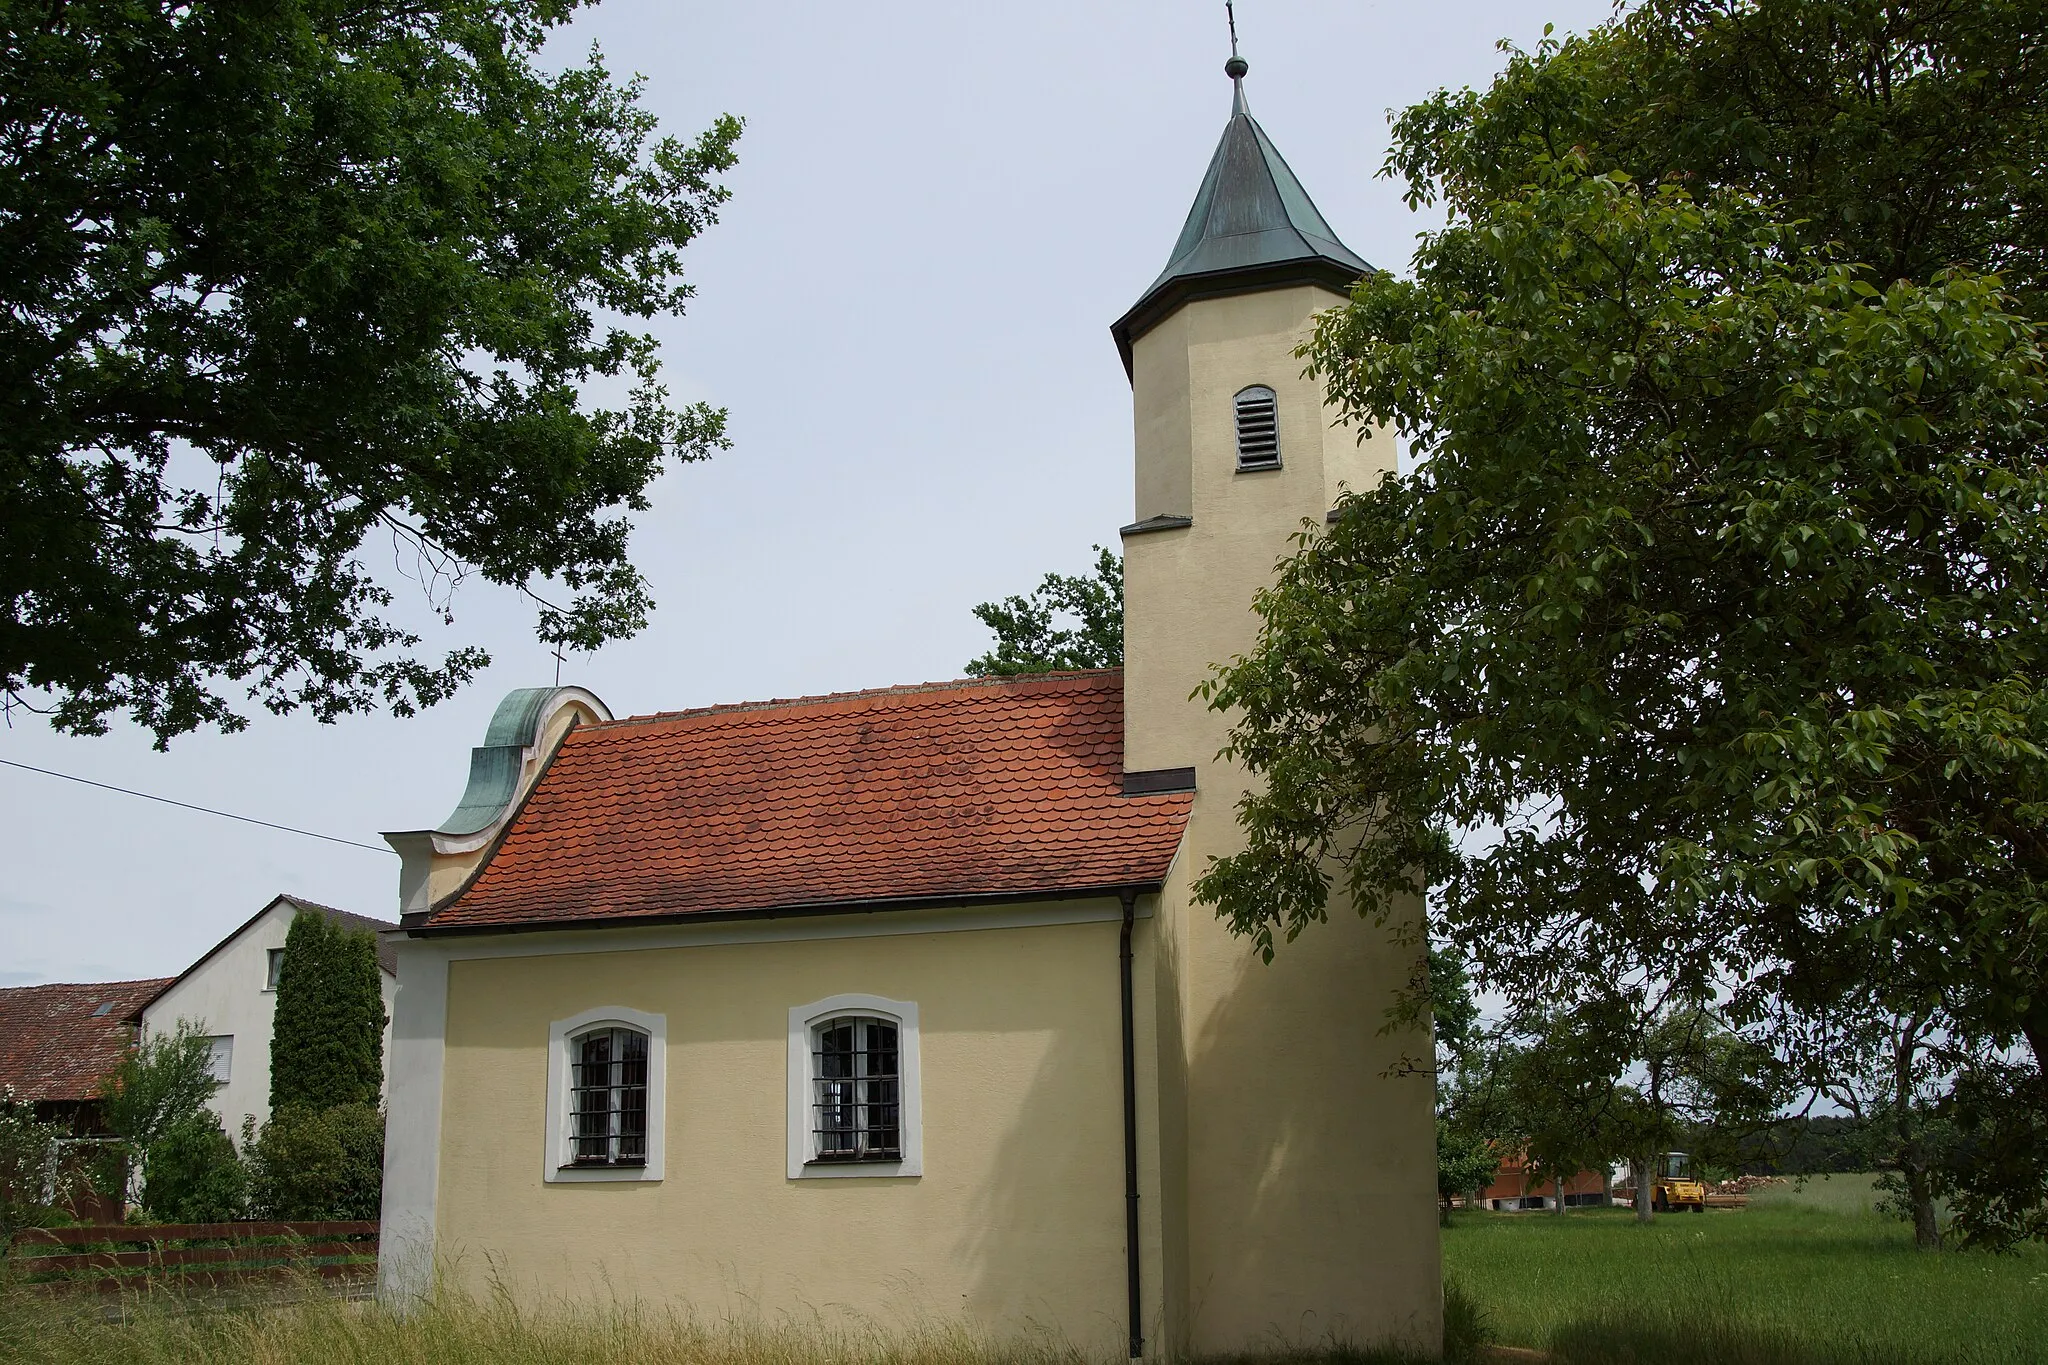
[1444,1174,2048,1365]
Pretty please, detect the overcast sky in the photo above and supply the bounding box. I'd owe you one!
[3,0,1621,987]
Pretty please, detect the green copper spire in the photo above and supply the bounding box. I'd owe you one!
[1111,54,1373,376]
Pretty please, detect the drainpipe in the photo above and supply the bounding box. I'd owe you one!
[1118,887,1144,1358]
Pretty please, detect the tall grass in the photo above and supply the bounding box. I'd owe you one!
[0,1279,1463,1365]
[0,1283,1089,1365]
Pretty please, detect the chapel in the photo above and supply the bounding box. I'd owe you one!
[377,54,1440,1358]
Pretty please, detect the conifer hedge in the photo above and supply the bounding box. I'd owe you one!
[270,910,385,1116]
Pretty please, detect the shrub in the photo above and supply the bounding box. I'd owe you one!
[0,1090,70,1248]
[247,1103,383,1221]
[140,1113,247,1224]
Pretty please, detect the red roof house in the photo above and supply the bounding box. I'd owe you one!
[0,978,169,1132]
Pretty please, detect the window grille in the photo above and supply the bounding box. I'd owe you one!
[1234,385,1280,468]
[811,1016,900,1162]
[569,1026,649,1166]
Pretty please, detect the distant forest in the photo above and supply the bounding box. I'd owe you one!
[1733,1116,1883,1176]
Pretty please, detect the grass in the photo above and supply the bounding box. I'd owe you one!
[1443,1174,2048,1365]
[1,1180,2039,1365]
[0,1278,1450,1365]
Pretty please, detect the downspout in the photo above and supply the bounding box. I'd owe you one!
[1119,887,1144,1358]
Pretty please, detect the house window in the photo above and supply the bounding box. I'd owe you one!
[266,949,284,991]
[203,1035,233,1084]
[543,1005,666,1183]
[787,994,922,1179]
[1234,385,1281,469]
[569,1026,648,1167]
[811,1016,899,1162]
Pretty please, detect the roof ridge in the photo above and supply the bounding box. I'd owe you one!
[593,669,1123,730]
[280,893,392,927]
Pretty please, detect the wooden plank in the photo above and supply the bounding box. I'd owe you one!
[15,1221,377,1247]
[45,1261,376,1295]
[22,1242,375,1274]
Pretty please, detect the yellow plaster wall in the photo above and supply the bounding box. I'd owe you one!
[434,912,1167,1355]
[1125,286,1442,1355]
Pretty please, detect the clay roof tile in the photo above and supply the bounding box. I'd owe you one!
[427,671,1191,930]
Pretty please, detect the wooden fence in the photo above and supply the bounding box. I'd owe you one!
[6,1220,378,1294]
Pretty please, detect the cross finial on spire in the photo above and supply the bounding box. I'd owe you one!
[1224,2,1249,115]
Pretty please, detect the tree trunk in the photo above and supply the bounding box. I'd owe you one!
[1440,1192,1453,1228]
[1904,1163,1941,1251]
[1632,1154,1655,1224]
[1553,1175,1566,1215]
[2023,1011,2048,1108]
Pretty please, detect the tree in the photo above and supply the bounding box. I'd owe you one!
[1191,0,2048,1241]
[1428,946,1497,1222]
[1434,1117,1497,1227]
[965,547,1122,676]
[2,0,741,745]
[100,1021,218,1152]
[1790,996,1964,1249]
[270,912,385,1116]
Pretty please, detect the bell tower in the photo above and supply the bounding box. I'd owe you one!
[1118,49,1442,1358]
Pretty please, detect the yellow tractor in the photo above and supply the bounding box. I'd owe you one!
[1651,1151,1707,1213]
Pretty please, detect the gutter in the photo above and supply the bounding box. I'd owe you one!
[1118,887,1144,1358]
[401,881,1165,937]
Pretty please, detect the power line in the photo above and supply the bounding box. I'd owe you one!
[0,757,395,855]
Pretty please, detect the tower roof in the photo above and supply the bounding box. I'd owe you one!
[1112,64,1373,375]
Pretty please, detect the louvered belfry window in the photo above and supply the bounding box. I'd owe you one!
[812,1016,901,1161]
[570,1026,649,1166]
[1234,385,1281,468]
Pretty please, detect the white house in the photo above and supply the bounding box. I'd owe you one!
[141,894,397,1137]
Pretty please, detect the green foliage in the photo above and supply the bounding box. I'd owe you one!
[99,1021,217,1151]
[0,1089,70,1248]
[0,0,742,744]
[1929,1058,2048,1251]
[245,1102,384,1221]
[1194,0,2048,1243]
[1427,945,1481,1062]
[270,912,386,1116]
[139,1112,247,1224]
[1736,1114,1883,1176]
[965,547,1123,676]
[1436,1117,1498,1217]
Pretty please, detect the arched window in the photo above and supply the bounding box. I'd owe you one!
[787,993,922,1178]
[1234,385,1281,469]
[811,1014,900,1161]
[569,1024,648,1166]
[544,1005,665,1182]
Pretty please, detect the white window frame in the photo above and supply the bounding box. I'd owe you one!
[543,1004,666,1183]
[202,1034,233,1085]
[787,993,922,1179]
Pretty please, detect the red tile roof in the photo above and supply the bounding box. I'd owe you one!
[0,979,170,1103]
[427,671,1191,930]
